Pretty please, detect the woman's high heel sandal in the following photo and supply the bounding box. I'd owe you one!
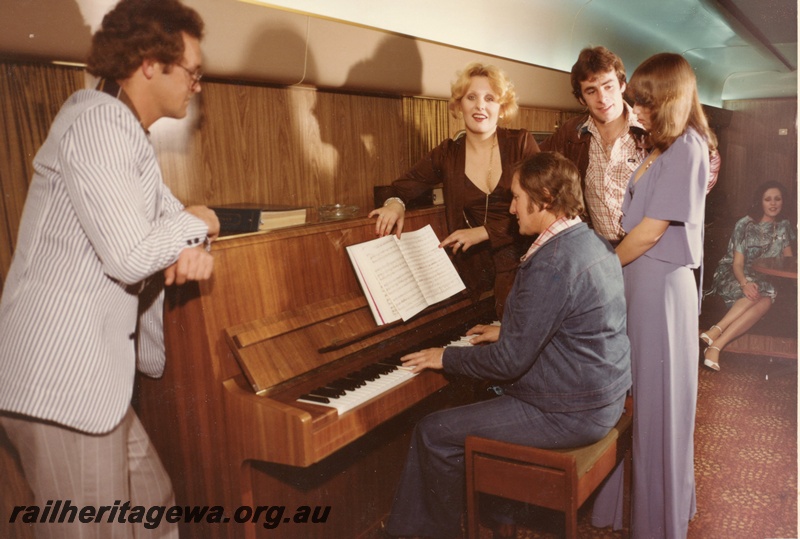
[700,325,723,346]
[703,346,721,371]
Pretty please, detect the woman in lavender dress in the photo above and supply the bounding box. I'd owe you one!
[593,53,717,538]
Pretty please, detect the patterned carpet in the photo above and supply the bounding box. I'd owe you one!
[476,352,798,539]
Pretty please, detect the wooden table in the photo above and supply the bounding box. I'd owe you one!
[752,256,798,279]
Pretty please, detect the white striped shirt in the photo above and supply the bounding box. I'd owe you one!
[0,90,207,434]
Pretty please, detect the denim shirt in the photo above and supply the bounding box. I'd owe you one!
[443,223,631,412]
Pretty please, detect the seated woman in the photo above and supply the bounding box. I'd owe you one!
[369,62,539,317]
[383,152,630,539]
[701,180,795,370]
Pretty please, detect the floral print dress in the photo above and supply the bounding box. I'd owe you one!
[708,216,795,306]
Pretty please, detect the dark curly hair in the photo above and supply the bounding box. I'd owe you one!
[570,46,626,102]
[87,0,204,81]
[747,180,792,222]
[514,152,585,219]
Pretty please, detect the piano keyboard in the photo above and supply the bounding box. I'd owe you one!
[296,321,500,414]
[297,360,417,414]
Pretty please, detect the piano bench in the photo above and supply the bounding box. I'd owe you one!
[464,397,632,539]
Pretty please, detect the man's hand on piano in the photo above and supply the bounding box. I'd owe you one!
[368,203,405,238]
[465,323,501,344]
[400,347,445,374]
[164,246,214,286]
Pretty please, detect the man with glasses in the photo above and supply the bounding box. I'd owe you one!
[176,63,204,87]
[0,1,217,537]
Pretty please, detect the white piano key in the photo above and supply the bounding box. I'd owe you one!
[445,320,500,347]
[297,368,417,414]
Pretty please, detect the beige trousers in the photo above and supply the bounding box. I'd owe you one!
[2,406,178,539]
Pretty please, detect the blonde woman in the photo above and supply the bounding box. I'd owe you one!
[369,63,539,316]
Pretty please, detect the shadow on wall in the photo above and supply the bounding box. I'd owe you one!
[240,27,426,208]
[240,24,336,206]
[314,35,424,205]
[340,34,423,96]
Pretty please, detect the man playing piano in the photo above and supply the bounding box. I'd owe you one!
[383,152,631,539]
[0,1,218,537]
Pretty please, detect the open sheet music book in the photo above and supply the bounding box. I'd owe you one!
[346,224,466,326]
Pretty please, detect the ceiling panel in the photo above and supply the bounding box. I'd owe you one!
[246,0,797,105]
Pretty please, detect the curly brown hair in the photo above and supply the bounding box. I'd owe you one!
[747,180,792,222]
[570,46,626,102]
[87,0,204,81]
[514,152,584,219]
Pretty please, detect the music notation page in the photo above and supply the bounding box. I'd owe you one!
[346,225,465,325]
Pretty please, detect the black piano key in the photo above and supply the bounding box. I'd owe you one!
[309,387,346,399]
[379,357,403,366]
[299,394,330,404]
[349,369,379,382]
[327,379,363,391]
[374,364,396,374]
[361,364,393,376]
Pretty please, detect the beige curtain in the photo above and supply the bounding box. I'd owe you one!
[402,96,454,168]
[0,62,83,291]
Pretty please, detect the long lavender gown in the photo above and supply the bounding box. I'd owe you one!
[593,128,710,539]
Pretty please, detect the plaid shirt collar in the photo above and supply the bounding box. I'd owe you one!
[579,102,643,136]
[521,216,583,262]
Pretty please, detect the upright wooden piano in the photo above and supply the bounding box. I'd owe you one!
[135,207,495,538]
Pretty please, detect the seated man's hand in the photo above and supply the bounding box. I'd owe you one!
[400,348,444,374]
[465,323,501,344]
[164,246,214,286]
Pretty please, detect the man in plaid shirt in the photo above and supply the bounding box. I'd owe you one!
[540,46,646,245]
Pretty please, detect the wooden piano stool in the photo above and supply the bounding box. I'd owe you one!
[464,397,632,539]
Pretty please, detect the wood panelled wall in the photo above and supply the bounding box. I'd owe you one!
[0,61,572,291]
[711,97,797,222]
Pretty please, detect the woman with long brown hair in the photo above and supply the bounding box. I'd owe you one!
[593,53,716,538]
